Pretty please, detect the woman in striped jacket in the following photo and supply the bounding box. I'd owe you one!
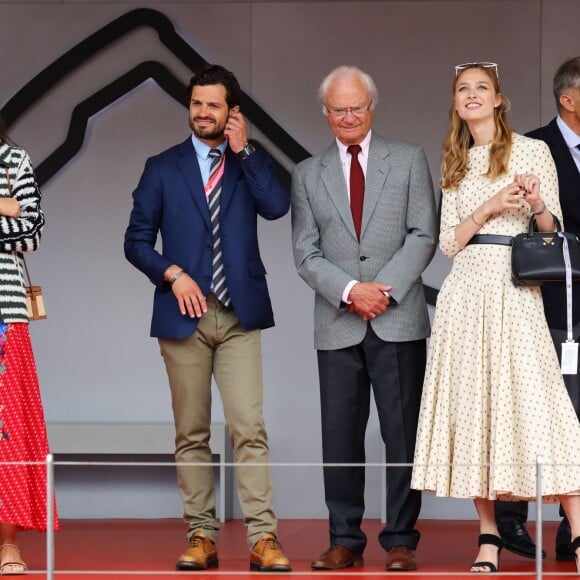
[0,116,58,575]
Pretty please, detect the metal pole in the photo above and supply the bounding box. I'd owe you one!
[536,455,543,580]
[46,453,54,580]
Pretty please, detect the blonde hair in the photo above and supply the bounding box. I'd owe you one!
[441,65,513,189]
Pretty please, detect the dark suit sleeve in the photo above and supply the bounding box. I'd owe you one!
[527,121,580,329]
[124,156,173,287]
[238,150,290,220]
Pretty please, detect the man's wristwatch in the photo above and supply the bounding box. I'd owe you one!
[237,142,256,160]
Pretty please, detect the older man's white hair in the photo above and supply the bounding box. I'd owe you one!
[318,66,379,115]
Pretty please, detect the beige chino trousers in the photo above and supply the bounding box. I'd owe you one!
[158,294,277,549]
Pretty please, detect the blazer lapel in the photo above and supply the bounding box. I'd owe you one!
[361,136,391,237]
[176,139,211,231]
[547,119,580,190]
[320,144,358,240]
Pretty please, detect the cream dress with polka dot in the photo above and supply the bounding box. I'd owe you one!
[411,134,580,501]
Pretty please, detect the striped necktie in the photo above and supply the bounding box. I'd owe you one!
[207,149,230,306]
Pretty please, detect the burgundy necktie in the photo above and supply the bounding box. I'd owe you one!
[348,144,364,240]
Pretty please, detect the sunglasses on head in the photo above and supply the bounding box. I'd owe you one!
[455,62,499,79]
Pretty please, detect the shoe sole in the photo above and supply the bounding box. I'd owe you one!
[504,545,546,560]
[311,559,364,570]
[176,558,219,570]
[386,564,417,571]
[249,563,292,572]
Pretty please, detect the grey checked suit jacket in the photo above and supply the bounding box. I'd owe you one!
[291,133,438,350]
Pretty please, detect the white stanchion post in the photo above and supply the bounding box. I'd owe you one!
[536,455,543,580]
[46,453,54,580]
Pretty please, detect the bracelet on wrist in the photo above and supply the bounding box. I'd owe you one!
[169,270,184,285]
[531,202,546,216]
[470,213,483,227]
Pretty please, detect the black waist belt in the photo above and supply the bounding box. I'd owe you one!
[467,234,513,246]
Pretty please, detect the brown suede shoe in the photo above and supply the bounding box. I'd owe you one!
[176,531,219,570]
[250,533,292,572]
[311,545,364,570]
[385,546,417,571]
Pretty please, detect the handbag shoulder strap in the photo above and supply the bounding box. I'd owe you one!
[4,166,33,286]
[4,166,12,197]
[529,214,561,234]
[19,253,33,286]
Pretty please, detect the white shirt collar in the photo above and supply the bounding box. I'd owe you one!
[191,135,228,160]
[336,130,372,164]
[556,116,580,149]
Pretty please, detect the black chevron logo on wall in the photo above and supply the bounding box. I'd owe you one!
[0,7,438,305]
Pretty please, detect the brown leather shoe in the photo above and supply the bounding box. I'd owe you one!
[250,533,292,572]
[311,545,364,570]
[176,531,219,570]
[385,546,417,571]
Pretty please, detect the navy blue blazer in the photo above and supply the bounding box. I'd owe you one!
[124,138,290,339]
[527,119,580,330]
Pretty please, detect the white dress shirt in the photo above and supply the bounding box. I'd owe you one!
[556,116,580,173]
[335,131,385,304]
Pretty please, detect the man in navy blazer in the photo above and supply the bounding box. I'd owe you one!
[495,56,580,562]
[125,64,291,572]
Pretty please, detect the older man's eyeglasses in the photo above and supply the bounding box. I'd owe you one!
[455,62,499,79]
[325,102,373,118]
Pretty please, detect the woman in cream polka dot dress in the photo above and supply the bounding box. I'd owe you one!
[411,63,580,574]
[0,116,59,575]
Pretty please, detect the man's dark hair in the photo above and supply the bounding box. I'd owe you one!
[186,64,241,108]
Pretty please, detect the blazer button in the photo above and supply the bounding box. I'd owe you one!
[360,256,368,261]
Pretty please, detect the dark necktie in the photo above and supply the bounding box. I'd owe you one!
[207,149,230,306]
[348,144,364,240]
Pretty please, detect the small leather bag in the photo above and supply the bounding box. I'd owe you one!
[22,259,47,321]
[511,215,580,286]
[4,167,47,320]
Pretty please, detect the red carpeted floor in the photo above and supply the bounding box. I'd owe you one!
[16,519,578,578]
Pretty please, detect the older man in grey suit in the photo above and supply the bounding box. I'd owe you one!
[291,66,438,572]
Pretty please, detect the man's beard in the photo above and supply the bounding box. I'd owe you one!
[190,116,226,141]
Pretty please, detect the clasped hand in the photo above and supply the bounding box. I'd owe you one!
[347,281,392,321]
[486,173,541,215]
[0,198,21,218]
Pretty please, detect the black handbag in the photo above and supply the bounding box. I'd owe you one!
[511,215,580,286]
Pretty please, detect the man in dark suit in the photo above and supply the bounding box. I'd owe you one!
[124,64,291,572]
[495,55,580,562]
[291,66,438,571]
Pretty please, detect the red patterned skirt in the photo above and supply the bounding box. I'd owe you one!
[0,322,59,531]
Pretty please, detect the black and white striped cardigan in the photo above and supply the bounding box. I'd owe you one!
[0,141,45,323]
